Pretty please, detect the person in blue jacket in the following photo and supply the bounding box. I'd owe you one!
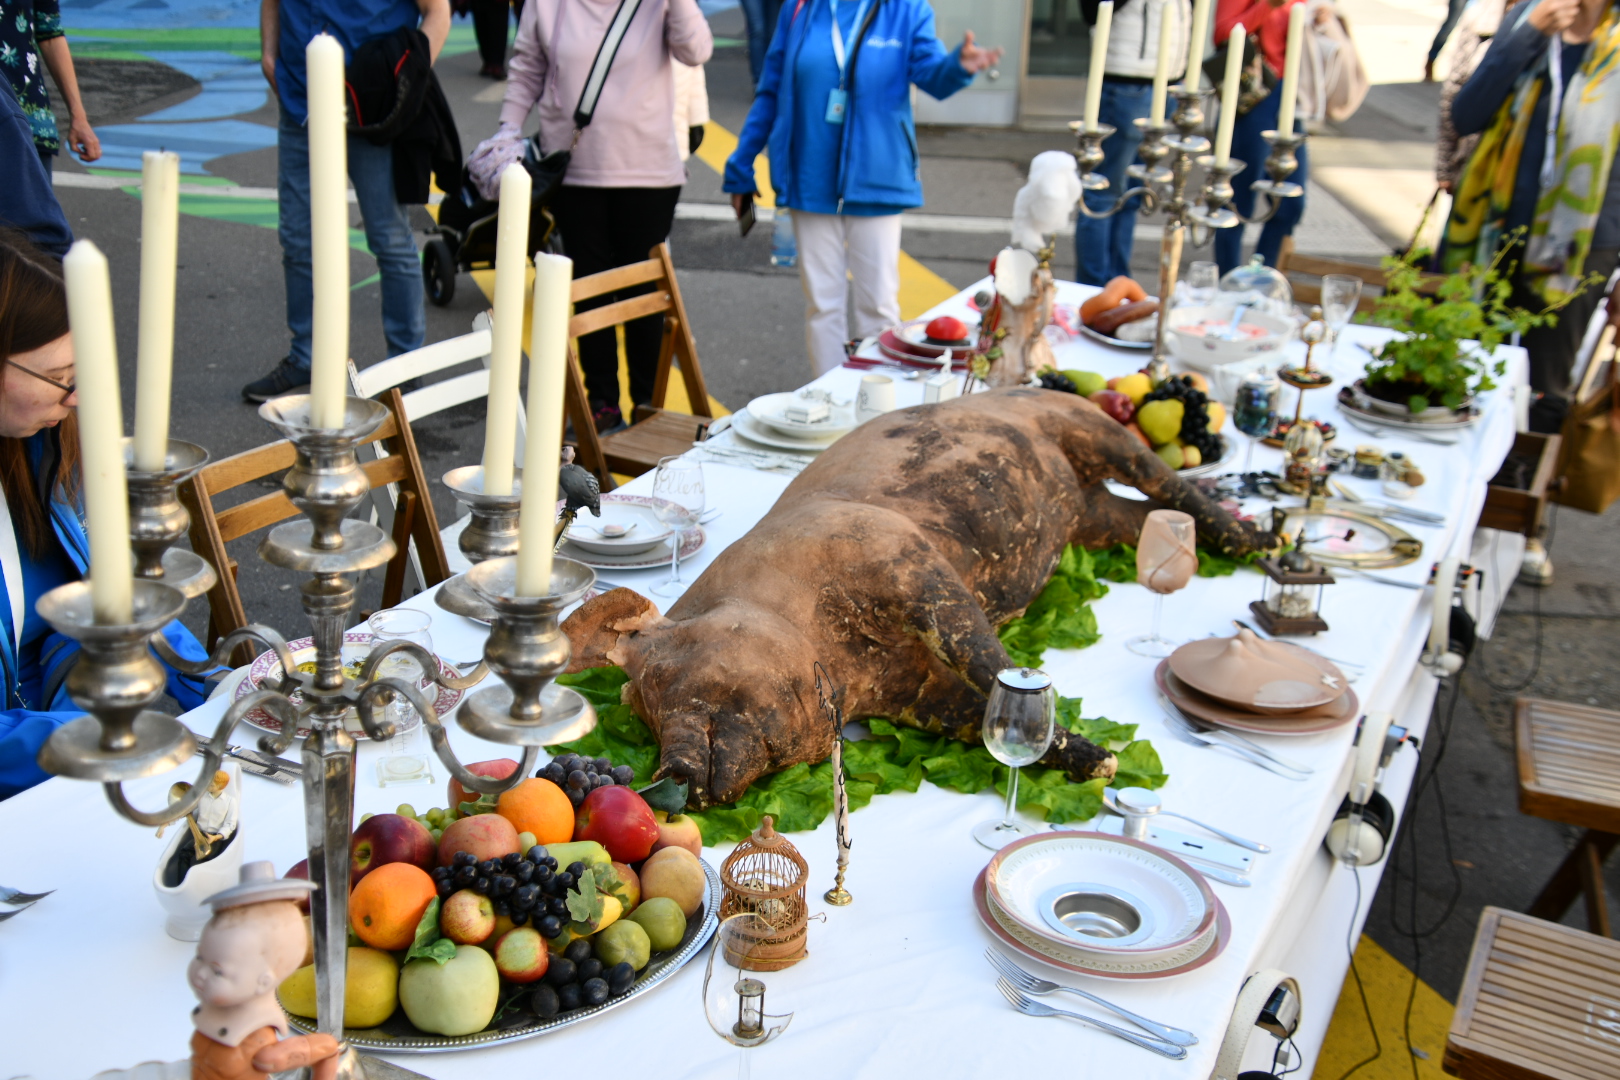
[724,0,1001,375]
[0,232,214,801]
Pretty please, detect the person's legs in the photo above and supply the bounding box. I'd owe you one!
[739,0,769,87]
[471,0,510,73]
[608,186,682,409]
[276,107,314,374]
[1074,79,1152,285]
[844,214,902,348]
[1214,88,1282,275]
[552,186,624,411]
[347,134,425,360]
[794,211,853,375]
[1428,0,1468,66]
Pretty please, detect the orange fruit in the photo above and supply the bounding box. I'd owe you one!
[496,778,574,845]
[349,862,436,950]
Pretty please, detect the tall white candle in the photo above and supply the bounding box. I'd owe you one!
[482,163,532,497]
[1185,0,1211,87]
[1084,1,1114,129]
[133,150,179,473]
[1276,2,1305,138]
[62,242,134,625]
[1150,0,1175,125]
[515,252,573,597]
[306,34,348,430]
[1214,23,1245,167]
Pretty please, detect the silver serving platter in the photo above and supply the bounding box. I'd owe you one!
[288,859,721,1052]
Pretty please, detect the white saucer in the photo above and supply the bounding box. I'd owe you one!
[731,409,840,453]
[563,500,672,555]
[746,392,856,438]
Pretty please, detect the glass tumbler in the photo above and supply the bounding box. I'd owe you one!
[368,608,436,786]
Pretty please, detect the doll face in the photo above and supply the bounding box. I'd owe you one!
[188,924,276,1007]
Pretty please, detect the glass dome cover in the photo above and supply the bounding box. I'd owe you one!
[1218,255,1294,319]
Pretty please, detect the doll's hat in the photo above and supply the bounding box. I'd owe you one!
[204,860,319,912]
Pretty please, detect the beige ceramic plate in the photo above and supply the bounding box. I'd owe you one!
[1168,630,1347,713]
[1157,662,1359,736]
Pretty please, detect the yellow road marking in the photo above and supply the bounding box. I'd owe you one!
[1317,935,1454,1079]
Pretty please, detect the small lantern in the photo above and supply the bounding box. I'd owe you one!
[1282,419,1324,491]
[1250,540,1335,635]
[719,815,810,970]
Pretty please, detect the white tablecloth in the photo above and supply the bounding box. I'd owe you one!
[0,280,1526,1080]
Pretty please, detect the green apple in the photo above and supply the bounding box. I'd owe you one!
[399,944,499,1036]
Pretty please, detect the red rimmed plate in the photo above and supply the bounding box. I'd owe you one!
[1156,661,1358,736]
[235,631,466,740]
[878,326,970,370]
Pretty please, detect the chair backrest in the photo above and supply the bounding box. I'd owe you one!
[564,242,712,487]
[179,387,449,664]
[1275,237,1385,314]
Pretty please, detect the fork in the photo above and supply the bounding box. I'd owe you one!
[995,978,1188,1059]
[985,950,1197,1046]
[1159,702,1308,781]
[1155,706,1312,777]
[0,886,53,905]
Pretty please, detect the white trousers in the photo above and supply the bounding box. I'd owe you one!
[792,211,903,375]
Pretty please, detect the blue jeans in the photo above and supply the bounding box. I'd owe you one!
[1429,0,1467,63]
[739,0,786,89]
[1214,85,1308,276]
[277,105,424,373]
[1074,79,1153,286]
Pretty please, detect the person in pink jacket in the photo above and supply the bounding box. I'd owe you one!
[477,0,713,433]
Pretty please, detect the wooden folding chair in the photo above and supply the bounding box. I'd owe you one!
[1275,237,1387,313]
[563,242,715,490]
[179,388,450,667]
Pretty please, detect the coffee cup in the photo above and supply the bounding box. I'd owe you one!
[856,374,895,423]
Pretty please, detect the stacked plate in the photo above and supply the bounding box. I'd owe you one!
[558,493,706,570]
[974,833,1231,979]
[877,319,972,370]
[1156,629,1359,736]
[734,393,855,453]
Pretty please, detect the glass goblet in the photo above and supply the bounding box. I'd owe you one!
[1184,260,1220,307]
[367,608,436,785]
[1125,510,1198,658]
[650,456,706,599]
[1320,274,1363,358]
[972,668,1057,851]
[1233,369,1281,472]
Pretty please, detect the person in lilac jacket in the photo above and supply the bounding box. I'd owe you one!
[481,0,713,433]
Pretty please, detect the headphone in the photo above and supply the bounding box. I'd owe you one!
[1422,557,1468,677]
[1210,968,1302,1080]
[1325,711,1404,866]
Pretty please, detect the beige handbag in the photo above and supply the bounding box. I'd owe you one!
[1296,0,1369,124]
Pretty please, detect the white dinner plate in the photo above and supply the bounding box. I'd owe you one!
[730,409,840,453]
[746,392,856,439]
[557,496,705,569]
[562,500,672,555]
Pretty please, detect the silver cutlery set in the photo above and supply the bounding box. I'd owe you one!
[0,884,52,923]
[986,949,1192,1059]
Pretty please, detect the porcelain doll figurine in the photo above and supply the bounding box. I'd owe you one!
[188,861,338,1080]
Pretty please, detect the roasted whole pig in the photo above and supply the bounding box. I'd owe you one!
[563,388,1273,808]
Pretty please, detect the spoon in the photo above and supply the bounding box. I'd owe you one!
[1104,787,1270,853]
[573,521,636,538]
[1222,302,1252,341]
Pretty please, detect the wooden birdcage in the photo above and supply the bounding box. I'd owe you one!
[718,815,810,971]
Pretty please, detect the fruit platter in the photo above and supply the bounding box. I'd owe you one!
[1037,367,1228,476]
[278,753,719,1050]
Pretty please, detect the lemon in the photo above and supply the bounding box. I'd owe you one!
[276,947,398,1027]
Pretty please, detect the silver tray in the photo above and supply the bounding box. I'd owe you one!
[288,859,721,1052]
[1176,433,1232,479]
[1076,322,1153,350]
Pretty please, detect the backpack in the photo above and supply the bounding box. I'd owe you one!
[1295,0,1368,124]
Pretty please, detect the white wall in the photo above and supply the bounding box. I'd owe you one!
[913,0,1028,125]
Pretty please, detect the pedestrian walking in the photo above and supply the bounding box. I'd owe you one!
[1425,0,1469,82]
[245,0,450,404]
[741,0,787,89]
[0,0,100,167]
[1213,0,1308,276]
[475,0,712,433]
[464,0,524,79]
[723,0,1002,376]
[1074,0,1190,286]
[1448,0,1620,432]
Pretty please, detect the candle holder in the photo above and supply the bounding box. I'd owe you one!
[37,392,595,1079]
[436,464,523,623]
[1071,84,1306,381]
[123,439,217,599]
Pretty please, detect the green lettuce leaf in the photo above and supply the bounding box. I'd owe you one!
[997,544,1109,667]
[1112,740,1169,790]
[549,669,660,783]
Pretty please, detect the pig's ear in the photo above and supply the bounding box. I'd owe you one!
[561,588,671,673]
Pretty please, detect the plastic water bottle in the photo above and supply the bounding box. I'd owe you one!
[770,207,797,268]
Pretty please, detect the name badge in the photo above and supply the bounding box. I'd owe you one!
[825,88,847,124]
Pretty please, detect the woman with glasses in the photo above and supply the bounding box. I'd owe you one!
[0,231,214,800]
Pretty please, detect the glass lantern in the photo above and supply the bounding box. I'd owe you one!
[1250,548,1335,635]
[1282,419,1324,491]
[1218,254,1294,320]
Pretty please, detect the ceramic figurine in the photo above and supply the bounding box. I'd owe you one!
[154,762,245,941]
[187,861,338,1080]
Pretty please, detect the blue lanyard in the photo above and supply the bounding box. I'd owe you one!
[830,0,873,88]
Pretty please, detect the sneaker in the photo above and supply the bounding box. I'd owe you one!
[480,63,506,80]
[241,357,311,403]
[592,402,626,435]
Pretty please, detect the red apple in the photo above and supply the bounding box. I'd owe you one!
[440,888,496,945]
[351,813,436,884]
[493,926,550,983]
[650,812,703,858]
[285,859,311,912]
[437,813,520,867]
[924,315,969,344]
[573,786,659,863]
[447,758,520,811]
[610,860,641,911]
[1087,389,1135,425]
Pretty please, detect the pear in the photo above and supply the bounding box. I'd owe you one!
[1137,399,1185,446]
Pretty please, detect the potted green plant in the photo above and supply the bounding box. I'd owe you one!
[1357,245,1575,416]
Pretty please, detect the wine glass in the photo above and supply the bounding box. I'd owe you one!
[1183,261,1220,307]
[972,667,1057,850]
[1233,369,1280,471]
[1320,274,1363,359]
[650,456,706,599]
[1125,510,1198,658]
[368,608,436,786]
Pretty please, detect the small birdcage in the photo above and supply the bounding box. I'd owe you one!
[719,815,810,971]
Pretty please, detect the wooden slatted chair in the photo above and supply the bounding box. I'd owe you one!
[1275,237,1387,314]
[563,242,715,490]
[178,388,449,666]
[1514,697,1620,937]
[1444,907,1620,1080]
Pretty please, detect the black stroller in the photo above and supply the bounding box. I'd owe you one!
[422,139,561,306]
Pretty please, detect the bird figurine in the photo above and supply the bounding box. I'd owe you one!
[555,446,602,548]
[1010,150,1082,255]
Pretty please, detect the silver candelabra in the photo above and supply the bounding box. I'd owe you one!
[37,394,598,1079]
[1070,86,1306,381]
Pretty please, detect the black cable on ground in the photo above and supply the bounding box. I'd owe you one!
[1334,868,1382,1080]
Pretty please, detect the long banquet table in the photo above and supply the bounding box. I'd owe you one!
[1,279,1529,1080]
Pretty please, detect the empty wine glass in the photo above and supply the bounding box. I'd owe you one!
[1233,369,1281,471]
[1126,510,1198,658]
[1183,261,1219,307]
[973,668,1057,850]
[650,456,706,599]
[368,608,436,786]
[1320,274,1363,359]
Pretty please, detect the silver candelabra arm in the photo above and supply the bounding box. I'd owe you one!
[149,622,300,684]
[358,637,489,693]
[354,672,543,794]
[1196,129,1306,229]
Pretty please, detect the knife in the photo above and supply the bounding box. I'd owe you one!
[195,738,301,783]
